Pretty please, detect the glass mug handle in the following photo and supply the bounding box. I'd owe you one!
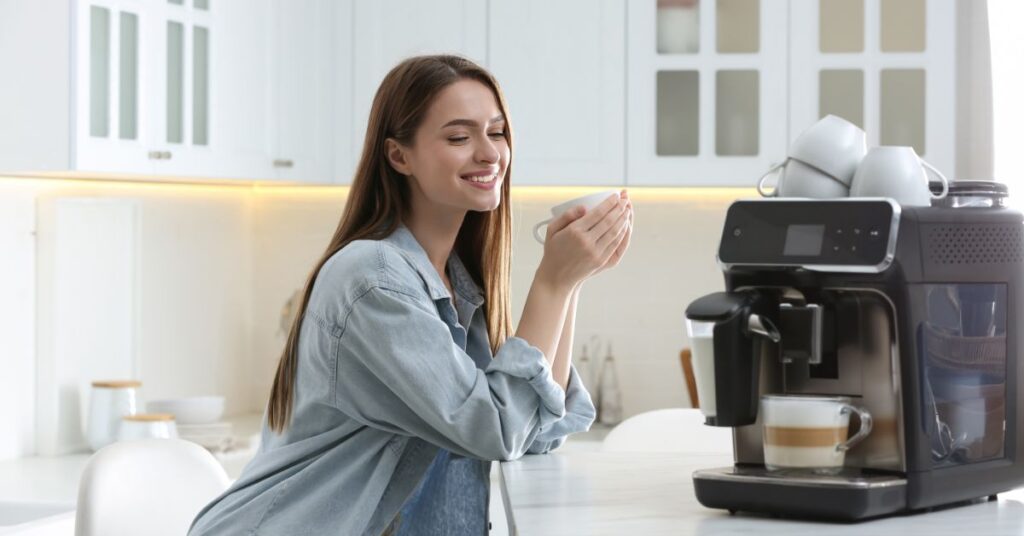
[837,404,873,452]
[533,218,553,243]
[756,162,786,198]
[920,160,949,200]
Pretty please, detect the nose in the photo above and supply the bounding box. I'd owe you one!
[475,135,500,165]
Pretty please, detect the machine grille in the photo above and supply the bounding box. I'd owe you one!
[926,224,1024,264]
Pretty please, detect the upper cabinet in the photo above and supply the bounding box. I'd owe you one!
[342,0,486,182]
[488,0,625,186]
[789,0,955,177]
[627,0,788,186]
[0,0,336,183]
[0,0,964,186]
[626,0,956,186]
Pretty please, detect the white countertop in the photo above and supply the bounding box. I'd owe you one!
[499,451,1024,535]
[0,412,263,506]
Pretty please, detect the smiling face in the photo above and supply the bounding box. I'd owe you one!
[386,78,510,216]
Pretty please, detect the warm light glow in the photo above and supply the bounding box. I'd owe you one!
[1,175,754,204]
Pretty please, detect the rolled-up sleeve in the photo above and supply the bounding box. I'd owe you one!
[526,365,597,454]
[331,285,566,461]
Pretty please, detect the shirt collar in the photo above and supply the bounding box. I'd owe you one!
[383,225,485,308]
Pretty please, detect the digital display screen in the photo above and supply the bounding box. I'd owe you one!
[783,224,825,256]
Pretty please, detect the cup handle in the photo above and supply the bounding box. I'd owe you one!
[837,405,873,452]
[533,218,553,244]
[920,160,949,200]
[756,162,785,198]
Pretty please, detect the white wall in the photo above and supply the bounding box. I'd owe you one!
[0,177,254,458]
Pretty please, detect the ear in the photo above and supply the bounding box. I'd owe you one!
[385,138,412,176]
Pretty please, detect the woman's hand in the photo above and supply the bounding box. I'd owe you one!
[591,190,632,277]
[536,193,631,289]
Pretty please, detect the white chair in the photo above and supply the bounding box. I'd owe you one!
[75,439,230,536]
[601,408,734,454]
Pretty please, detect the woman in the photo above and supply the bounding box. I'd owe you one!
[190,55,633,535]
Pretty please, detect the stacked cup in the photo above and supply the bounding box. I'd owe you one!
[757,115,866,199]
[758,114,951,207]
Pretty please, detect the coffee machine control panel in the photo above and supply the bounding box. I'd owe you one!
[718,199,899,273]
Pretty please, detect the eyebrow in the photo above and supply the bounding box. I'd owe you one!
[441,115,506,129]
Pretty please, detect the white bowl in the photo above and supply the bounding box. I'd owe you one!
[147,396,225,425]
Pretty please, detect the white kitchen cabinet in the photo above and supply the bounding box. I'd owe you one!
[488,0,625,186]
[269,0,338,183]
[346,0,486,183]
[627,0,789,186]
[789,0,956,176]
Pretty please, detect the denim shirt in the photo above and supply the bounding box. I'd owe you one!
[189,225,596,536]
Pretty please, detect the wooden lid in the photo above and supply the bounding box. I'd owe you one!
[91,380,142,389]
[122,413,175,422]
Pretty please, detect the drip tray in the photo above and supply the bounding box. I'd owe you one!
[693,466,908,521]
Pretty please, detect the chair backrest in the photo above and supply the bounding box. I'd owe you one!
[601,408,733,454]
[680,348,699,408]
[75,439,230,536]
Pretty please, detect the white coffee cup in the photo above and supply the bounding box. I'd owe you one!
[117,413,179,442]
[761,394,873,475]
[757,159,851,198]
[533,189,620,243]
[757,115,866,198]
[788,115,867,186]
[849,146,949,207]
[87,380,141,451]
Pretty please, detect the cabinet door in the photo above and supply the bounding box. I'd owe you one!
[627,0,788,186]
[350,0,486,166]
[75,0,156,174]
[789,0,955,176]
[208,0,275,180]
[270,0,335,183]
[489,0,625,186]
[148,0,213,176]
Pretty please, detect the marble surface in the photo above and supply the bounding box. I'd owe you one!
[0,412,263,506]
[499,451,1024,535]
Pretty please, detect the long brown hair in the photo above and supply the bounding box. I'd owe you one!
[267,55,515,433]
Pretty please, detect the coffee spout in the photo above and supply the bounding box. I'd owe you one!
[748,313,781,343]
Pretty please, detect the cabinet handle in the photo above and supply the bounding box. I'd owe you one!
[162,151,173,160]
[273,159,294,168]
[148,151,163,160]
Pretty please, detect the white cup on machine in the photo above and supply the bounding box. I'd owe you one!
[757,115,867,199]
[533,189,620,244]
[849,146,949,207]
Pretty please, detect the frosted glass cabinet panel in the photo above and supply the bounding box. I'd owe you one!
[629,0,788,185]
[789,0,954,177]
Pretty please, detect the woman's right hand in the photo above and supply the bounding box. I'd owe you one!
[536,193,631,289]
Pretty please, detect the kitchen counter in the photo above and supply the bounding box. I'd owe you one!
[0,413,263,507]
[499,451,1024,535]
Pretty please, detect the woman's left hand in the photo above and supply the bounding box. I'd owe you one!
[590,190,632,277]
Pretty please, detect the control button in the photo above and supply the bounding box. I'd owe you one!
[853,228,861,236]
[851,245,857,252]
[835,228,844,235]
[832,245,841,252]
[869,229,880,238]
[732,227,742,237]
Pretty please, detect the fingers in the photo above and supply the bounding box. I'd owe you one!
[546,205,585,236]
[595,203,630,249]
[570,193,621,232]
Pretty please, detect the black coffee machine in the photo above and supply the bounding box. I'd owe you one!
[685,193,1024,521]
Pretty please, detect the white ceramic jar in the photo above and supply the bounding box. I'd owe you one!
[117,413,179,441]
[86,380,141,451]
